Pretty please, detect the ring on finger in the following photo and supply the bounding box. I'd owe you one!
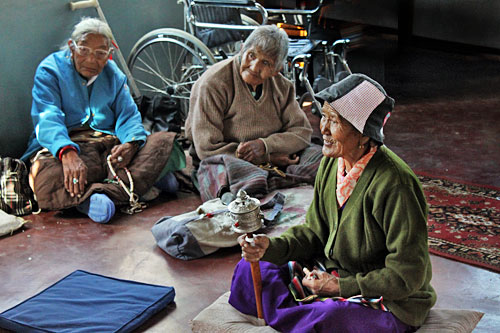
[117,156,123,162]
[72,178,79,184]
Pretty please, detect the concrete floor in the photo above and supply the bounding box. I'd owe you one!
[1,33,499,332]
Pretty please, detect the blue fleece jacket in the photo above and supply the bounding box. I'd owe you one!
[22,49,147,161]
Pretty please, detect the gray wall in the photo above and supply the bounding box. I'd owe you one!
[0,0,183,158]
[413,0,500,48]
[325,0,500,49]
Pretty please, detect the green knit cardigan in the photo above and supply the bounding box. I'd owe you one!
[262,145,436,327]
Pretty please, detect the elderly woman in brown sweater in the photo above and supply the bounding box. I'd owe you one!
[185,25,322,201]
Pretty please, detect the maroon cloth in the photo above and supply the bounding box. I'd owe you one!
[31,132,177,210]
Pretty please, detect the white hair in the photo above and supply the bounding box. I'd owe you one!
[62,17,113,49]
[241,25,289,70]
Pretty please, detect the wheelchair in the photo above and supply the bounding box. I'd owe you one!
[127,0,351,122]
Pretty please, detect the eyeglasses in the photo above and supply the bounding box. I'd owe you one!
[72,41,113,60]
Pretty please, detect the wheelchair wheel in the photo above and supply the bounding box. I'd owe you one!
[334,70,350,83]
[127,28,216,122]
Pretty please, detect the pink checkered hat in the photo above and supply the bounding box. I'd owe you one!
[314,74,394,143]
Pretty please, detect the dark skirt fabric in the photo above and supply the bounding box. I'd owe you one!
[229,259,412,333]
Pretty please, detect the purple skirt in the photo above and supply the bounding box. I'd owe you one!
[229,259,412,333]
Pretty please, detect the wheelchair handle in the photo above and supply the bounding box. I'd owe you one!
[292,54,323,112]
[69,0,98,11]
[187,1,268,30]
[265,0,324,16]
[332,38,350,48]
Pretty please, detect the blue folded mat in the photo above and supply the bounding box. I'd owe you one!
[0,270,175,333]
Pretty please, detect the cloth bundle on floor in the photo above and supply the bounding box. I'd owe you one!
[0,209,28,236]
[151,192,285,260]
[0,270,175,333]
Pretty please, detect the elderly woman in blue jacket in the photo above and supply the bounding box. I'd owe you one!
[22,17,184,223]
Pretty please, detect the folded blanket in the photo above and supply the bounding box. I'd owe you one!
[197,144,323,202]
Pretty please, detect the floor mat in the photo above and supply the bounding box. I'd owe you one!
[418,173,500,273]
[0,270,175,333]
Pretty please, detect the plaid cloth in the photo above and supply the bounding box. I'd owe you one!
[197,144,323,202]
[0,157,36,216]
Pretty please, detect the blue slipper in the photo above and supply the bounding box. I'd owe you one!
[76,193,115,224]
[154,172,179,195]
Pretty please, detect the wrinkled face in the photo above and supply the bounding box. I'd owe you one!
[320,102,362,159]
[239,46,279,89]
[69,33,110,79]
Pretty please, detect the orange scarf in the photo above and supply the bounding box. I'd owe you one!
[336,146,377,207]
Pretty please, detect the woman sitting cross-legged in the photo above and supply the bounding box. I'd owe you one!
[229,74,436,332]
[185,25,323,202]
[22,17,185,223]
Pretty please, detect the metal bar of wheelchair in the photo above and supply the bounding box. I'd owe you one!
[330,38,352,75]
[264,0,323,42]
[188,1,268,30]
[265,0,323,16]
[292,54,323,113]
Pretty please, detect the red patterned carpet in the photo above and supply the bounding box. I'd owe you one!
[418,173,500,273]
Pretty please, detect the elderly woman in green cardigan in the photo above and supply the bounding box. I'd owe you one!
[229,74,436,332]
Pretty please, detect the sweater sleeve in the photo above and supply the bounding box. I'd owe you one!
[338,182,431,302]
[187,74,239,159]
[261,80,312,155]
[31,64,79,157]
[262,157,330,265]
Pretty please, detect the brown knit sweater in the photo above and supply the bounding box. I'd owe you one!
[185,56,312,160]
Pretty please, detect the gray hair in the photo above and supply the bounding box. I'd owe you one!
[62,17,113,49]
[241,25,289,70]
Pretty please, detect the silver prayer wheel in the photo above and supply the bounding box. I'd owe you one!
[228,189,263,234]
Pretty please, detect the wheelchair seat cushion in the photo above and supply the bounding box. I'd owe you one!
[287,39,320,58]
[192,5,249,49]
[0,270,176,333]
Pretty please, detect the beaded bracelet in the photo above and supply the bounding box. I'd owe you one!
[58,145,78,161]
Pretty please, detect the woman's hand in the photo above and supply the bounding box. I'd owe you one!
[302,268,340,297]
[270,153,299,168]
[238,234,270,262]
[61,150,88,197]
[109,141,139,169]
[236,140,267,165]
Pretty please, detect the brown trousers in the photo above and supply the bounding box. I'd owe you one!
[30,132,177,211]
